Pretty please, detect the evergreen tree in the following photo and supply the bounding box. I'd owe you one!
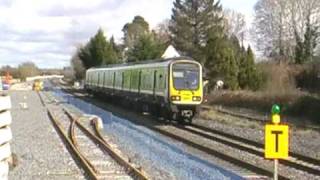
[238,46,248,88]
[238,46,262,90]
[205,33,239,90]
[127,34,165,62]
[122,16,149,50]
[303,17,318,63]
[229,35,242,66]
[246,46,261,90]
[110,36,121,59]
[170,0,223,63]
[295,30,304,64]
[79,29,118,69]
[295,17,319,64]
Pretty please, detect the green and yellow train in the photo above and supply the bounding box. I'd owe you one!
[84,57,203,123]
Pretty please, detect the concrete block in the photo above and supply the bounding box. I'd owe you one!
[0,96,11,112]
[0,143,11,162]
[0,127,12,146]
[0,111,11,128]
[0,161,9,180]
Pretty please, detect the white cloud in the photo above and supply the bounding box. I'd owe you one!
[0,0,174,68]
[0,0,257,68]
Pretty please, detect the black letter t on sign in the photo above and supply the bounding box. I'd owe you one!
[271,131,283,152]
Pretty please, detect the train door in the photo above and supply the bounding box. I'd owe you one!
[121,72,124,91]
[97,72,100,87]
[153,70,157,97]
[138,71,142,94]
[103,72,106,88]
[113,72,116,91]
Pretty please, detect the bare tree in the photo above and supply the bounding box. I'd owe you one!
[252,0,320,61]
[223,9,246,45]
[18,62,40,81]
[71,49,86,80]
[252,0,293,60]
[153,19,172,45]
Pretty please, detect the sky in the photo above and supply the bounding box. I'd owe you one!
[0,0,257,69]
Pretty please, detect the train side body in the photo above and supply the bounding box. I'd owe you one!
[84,57,203,123]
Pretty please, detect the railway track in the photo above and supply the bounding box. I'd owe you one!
[39,92,147,180]
[182,124,320,175]
[50,82,320,179]
[201,105,320,131]
[51,89,283,179]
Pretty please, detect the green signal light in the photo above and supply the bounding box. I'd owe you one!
[271,104,281,114]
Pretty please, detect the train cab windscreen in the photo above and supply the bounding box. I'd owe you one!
[172,63,199,90]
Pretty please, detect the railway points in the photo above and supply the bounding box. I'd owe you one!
[40,90,147,180]
[8,90,84,180]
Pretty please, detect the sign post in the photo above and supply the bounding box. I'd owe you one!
[265,105,289,180]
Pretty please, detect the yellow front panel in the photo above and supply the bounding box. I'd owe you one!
[265,124,289,159]
[169,61,203,105]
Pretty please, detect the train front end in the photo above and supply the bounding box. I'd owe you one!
[169,60,203,122]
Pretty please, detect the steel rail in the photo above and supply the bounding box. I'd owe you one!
[63,108,148,180]
[47,110,99,180]
[184,124,320,176]
[69,116,99,174]
[54,82,290,179]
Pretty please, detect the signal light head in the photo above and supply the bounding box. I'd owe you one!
[271,104,280,115]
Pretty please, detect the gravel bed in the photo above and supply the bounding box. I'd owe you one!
[48,105,132,179]
[199,109,320,160]
[50,86,243,180]
[197,110,320,179]
[8,90,84,180]
[160,125,318,180]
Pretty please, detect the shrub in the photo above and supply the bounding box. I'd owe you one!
[295,62,320,92]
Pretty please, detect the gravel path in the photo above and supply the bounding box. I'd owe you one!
[8,90,84,180]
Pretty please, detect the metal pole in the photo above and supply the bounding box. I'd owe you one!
[274,159,278,180]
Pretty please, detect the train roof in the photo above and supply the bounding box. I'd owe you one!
[87,56,195,70]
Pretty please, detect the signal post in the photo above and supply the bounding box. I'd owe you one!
[265,105,289,180]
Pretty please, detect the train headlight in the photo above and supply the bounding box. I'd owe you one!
[171,96,181,101]
[192,96,201,101]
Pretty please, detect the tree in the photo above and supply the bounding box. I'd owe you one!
[127,34,165,62]
[154,19,172,46]
[295,18,319,64]
[252,0,320,62]
[238,46,262,90]
[78,29,118,69]
[110,36,122,60]
[205,33,239,90]
[122,16,149,50]
[71,49,86,80]
[228,35,242,65]
[169,0,224,63]
[252,0,293,60]
[0,65,19,78]
[18,62,40,81]
[238,46,248,88]
[302,17,319,63]
[223,9,246,45]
